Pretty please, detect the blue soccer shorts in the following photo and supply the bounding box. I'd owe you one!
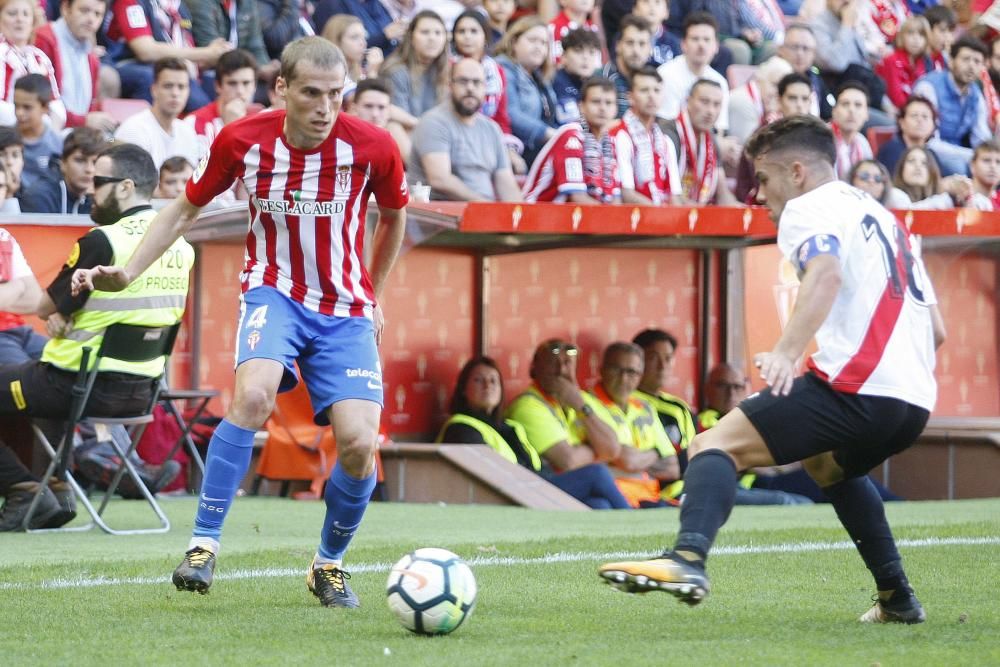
[235,286,383,425]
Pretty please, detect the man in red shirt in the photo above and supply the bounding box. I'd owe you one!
[185,48,259,156]
[73,37,408,610]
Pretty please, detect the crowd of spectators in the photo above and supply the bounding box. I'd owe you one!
[1,0,1000,213]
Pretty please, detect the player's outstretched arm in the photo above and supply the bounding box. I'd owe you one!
[755,254,842,396]
[72,195,203,296]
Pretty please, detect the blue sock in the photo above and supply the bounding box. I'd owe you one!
[192,419,256,540]
[318,462,376,561]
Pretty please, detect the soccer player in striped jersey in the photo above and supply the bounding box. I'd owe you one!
[72,37,409,610]
[600,115,946,625]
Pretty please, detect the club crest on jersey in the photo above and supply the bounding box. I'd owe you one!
[247,330,261,351]
[336,165,352,193]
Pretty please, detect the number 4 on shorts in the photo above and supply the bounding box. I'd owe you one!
[246,305,268,329]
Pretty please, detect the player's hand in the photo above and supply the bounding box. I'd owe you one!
[754,350,798,396]
[373,303,385,346]
[45,312,72,339]
[71,265,131,296]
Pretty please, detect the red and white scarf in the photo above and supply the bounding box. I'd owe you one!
[831,122,865,180]
[677,110,718,204]
[622,110,673,204]
[981,67,1000,133]
[870,0,908,43]
[581,118,619,203]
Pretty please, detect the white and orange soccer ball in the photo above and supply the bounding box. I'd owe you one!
[386,548,477,635]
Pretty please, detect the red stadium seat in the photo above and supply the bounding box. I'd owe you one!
[100,98,151,123]
[866,126,897,155]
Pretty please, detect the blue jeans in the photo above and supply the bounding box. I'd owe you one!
[543,463,632,509]
[0,325,46,364]
[734,486,813,505]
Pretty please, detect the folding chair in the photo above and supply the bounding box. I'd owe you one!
[23,322,180,535]
[157,381,219,491]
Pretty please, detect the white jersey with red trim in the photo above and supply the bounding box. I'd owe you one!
[521,123,588,202]
[778,180,938,411]
[186,110,408,318]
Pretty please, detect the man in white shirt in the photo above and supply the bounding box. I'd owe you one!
[115,57,200,170]
[657,11,729,133]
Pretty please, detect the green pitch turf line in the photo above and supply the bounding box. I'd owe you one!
[4,534,996,591]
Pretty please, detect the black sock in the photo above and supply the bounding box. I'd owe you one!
[824,476,908,596]
[672,449,738,564]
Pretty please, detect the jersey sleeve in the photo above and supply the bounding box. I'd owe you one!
[613,129,637,190]
[186,124,242,206]
[552,128,586,195]
[113,0,154,41]
[776,191,846,267]
[369,130,409,209]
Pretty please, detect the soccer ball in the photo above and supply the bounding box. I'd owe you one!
[386,548,477,635]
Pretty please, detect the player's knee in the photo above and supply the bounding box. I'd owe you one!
[336,430,378,476]
[229,385,276,428]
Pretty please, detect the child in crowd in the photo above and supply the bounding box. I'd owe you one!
[0,127,24,212]
[632,0,681,67]
[877,16,934,110]
[13,74,63,189]
[924,5,957,69]
[155,156,194,199]
[552,28,602,125]
[483,0,516,49]
[549,0,598,64]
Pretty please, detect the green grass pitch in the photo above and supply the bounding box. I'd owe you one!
[1,497,998,666]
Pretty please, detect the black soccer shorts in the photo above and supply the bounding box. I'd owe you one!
[739,373,929,479]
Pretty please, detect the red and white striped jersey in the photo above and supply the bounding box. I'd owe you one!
[521,123,588,202]
[778,180,938,411]
[548,12,598,64]
[0,39,65,127]
[608,117,682,205]
[186,110,409,318]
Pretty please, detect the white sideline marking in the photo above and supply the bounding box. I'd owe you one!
[2,535,997,592]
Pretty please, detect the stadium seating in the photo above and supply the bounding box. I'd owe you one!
[100,98,151,124]
[726,64,757,90]
[866,126,897,156]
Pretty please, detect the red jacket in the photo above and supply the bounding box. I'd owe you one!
[33,23,99,127]
[876,48,931,109]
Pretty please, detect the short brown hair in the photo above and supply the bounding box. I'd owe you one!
[154,57,188,82]
[62,127,107,160]
[280,35,346,83]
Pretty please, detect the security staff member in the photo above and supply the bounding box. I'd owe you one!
[0,143,194,531]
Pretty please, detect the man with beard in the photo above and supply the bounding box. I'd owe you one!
[0,142,193,531]
[601,15,654,119]
[408,58,522,202]
[914,35,992,177]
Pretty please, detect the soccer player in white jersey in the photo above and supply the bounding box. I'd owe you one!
[599,115,946,624]
[71,37,409,609]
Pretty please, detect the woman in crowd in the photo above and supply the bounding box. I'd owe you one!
[892,146,976,208]
[381,10,449,119]
[322,14,383,82]
[438,357,631,510]
[849,159,900,206]
[0,0,65,128]
[494,16,559,165]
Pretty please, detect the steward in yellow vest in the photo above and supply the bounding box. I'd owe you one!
[442,355,632,510]
[0,144,194,532]
[1,143,194,422]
